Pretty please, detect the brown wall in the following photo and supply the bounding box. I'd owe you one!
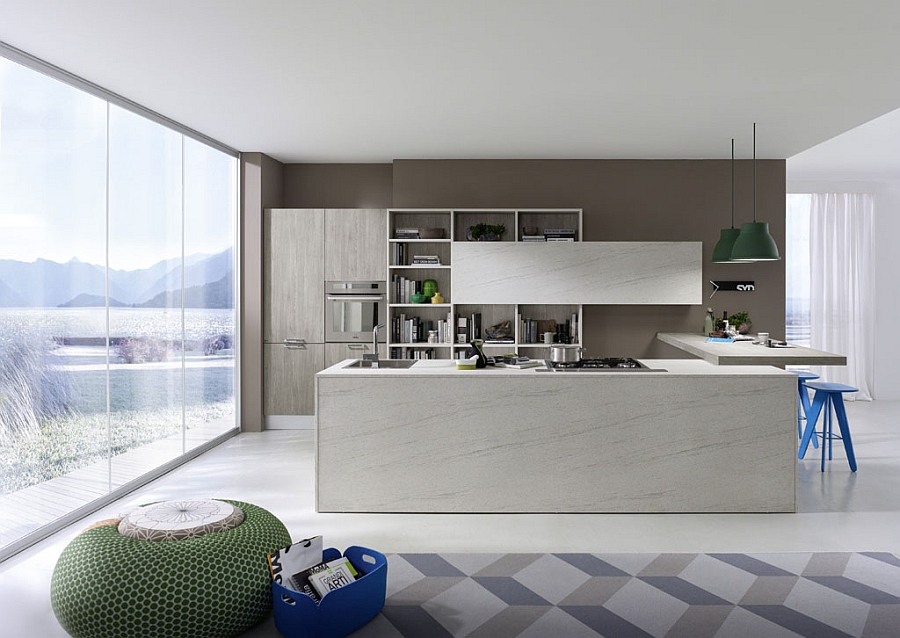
[284,164,393,208]
[279,158,786,359]
[240,153,284,432]
[394,159,786,359]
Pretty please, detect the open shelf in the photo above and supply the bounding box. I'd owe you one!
[387,209,583,359]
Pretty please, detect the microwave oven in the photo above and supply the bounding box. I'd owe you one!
[324,281,386,342]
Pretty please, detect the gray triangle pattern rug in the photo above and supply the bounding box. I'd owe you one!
[348,552,900,638]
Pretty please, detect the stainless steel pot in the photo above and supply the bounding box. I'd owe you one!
[549,344,584,363]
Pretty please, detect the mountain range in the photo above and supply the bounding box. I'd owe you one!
[0,248,233,309]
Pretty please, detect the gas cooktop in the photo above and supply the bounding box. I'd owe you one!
[539,357,665,372]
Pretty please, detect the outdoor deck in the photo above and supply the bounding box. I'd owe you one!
[0,420,235,549]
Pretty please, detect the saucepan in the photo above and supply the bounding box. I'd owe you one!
[549,344,584,364]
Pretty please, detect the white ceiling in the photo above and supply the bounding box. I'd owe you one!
[787,107,900,182]
[1,0,900,167]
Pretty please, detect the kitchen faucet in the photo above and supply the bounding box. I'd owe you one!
[363,323,386,367]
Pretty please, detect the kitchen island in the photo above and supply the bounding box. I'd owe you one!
[657,332,847,366]
[315,359,796,514]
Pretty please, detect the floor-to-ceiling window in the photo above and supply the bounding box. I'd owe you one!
[0,49,238,558]
[786,194,811,346]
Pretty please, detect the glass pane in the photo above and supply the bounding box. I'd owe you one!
[0,56,108,549]
[107,105,183,488]
[183,137,237,450]
[786,194,811,346]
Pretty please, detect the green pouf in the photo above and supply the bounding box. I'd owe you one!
[50,500,291,638]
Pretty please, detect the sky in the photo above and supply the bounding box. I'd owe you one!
[0,56,235,271]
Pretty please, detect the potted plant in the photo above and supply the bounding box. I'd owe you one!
[729,311,752,334]
[466,223,506,241]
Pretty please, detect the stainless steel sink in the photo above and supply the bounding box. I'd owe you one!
[342,359,416,369]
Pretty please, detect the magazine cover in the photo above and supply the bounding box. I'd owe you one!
[291,556,359,602]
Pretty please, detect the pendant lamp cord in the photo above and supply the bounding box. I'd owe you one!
[731,138,735,228]
[753,122,757,223]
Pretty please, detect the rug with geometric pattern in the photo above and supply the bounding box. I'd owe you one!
[349,552,900,638]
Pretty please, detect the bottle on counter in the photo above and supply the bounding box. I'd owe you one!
[722,310,730,335]
[703,308,715,335]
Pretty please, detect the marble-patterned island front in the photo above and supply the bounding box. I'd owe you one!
[315,359,797,514]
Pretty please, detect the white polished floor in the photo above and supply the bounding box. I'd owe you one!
[1,400,897,637]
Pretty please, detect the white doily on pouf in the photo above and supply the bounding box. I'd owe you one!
[118,499,245,541]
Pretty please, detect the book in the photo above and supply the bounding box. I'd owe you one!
[495,358,543,369]
[543,228,576,234]
[289,556,359,603]
[457,316,468,343]
[267,535,323,589]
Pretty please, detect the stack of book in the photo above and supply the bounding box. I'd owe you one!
[411,255,440,265]
[391,242,408,265]
[544,228,576,242]
[456,312,482,343]
[267,535,361,604]
[521,234,545,242]
[393,313,454,344]
[394,228,419,239]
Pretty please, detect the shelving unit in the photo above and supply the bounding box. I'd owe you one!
[386,209,583,359]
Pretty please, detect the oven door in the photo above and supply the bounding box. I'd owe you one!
[325,281,386,342]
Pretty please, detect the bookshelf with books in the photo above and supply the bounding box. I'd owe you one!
[387,209,583,360]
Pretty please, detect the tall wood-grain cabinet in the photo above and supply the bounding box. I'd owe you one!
[264,208,387,425]
[263,208,325,423]
[324,209,387,281]
[323,209,387,370]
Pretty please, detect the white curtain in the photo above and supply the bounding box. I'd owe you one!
[809,193,875,400]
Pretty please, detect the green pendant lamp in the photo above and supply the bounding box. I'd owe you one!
[730,123,781,261]
[711,138,750,263]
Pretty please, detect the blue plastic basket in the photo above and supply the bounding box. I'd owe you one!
[272,546,387,638]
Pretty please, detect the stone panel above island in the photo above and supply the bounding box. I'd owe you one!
[451,242,702,305]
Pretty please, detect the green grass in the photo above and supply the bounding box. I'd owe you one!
[0,401,233,494]
[1,336,236,494]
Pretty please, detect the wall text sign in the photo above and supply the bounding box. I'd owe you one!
[710,280,755,297]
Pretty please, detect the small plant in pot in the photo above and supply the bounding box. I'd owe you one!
[729,311,752,334]
[467,223,506,241]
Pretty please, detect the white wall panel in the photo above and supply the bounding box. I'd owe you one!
[452,242,702,305]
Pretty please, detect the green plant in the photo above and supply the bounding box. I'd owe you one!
[468,223,506,240]
[114,337,175,364]
[729,311,751,325]
[0,337,75,443]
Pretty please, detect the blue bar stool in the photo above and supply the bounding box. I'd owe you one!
[798,382,858,472]
[790,370,820,449]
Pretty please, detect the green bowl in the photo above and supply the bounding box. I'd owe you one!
[411,292,426,303]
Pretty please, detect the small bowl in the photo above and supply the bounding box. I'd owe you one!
[410,292,426,303]
[418,228,444,239]
[522,226,539,236]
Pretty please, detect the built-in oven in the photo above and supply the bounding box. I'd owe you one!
[324,281,386,342]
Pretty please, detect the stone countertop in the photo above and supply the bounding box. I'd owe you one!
[656,332,847,366]
[317,358,793,377]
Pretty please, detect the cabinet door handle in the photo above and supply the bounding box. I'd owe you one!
[283,338,307,349]
[326,295,386,302]
[347,344,365,350]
